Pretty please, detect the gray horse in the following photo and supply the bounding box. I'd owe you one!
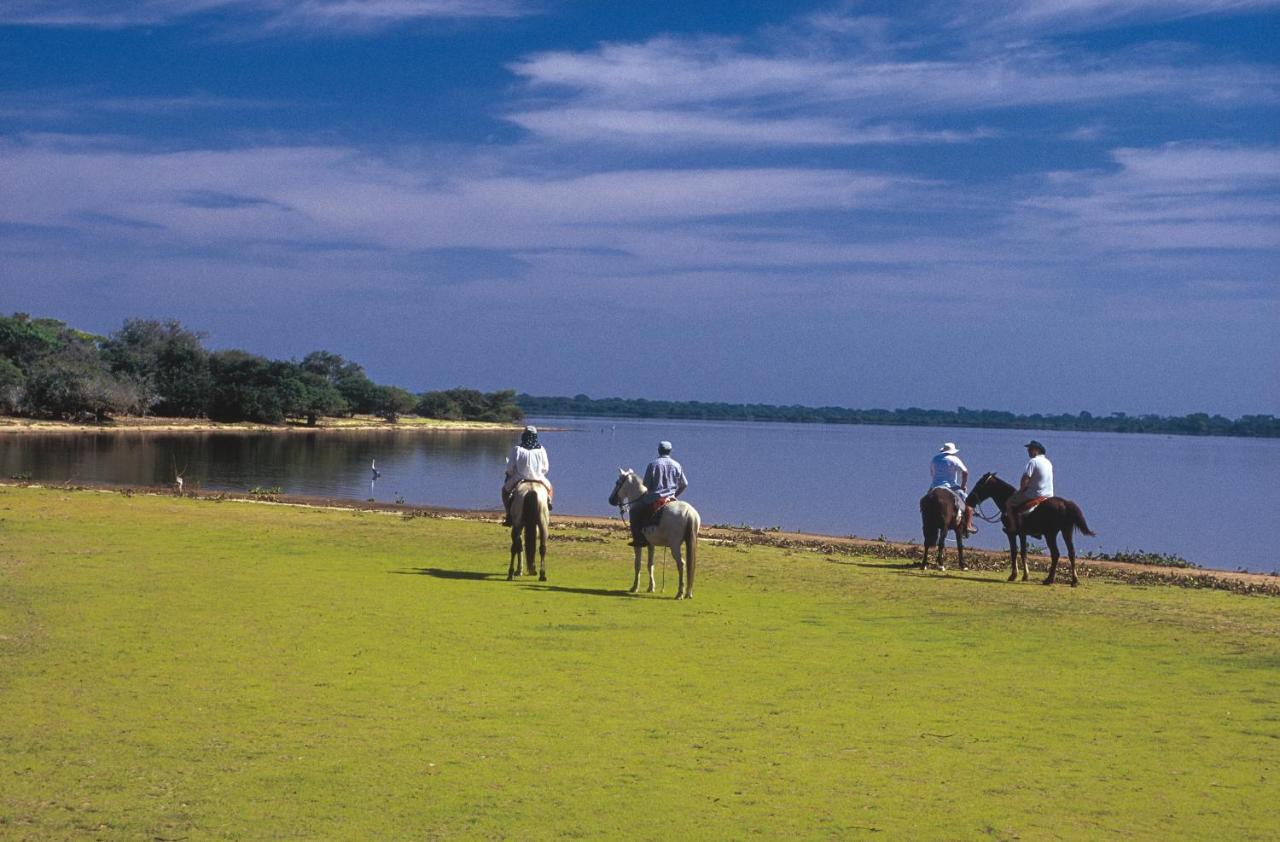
[608,468,701,599]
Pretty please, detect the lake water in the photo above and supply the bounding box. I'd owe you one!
[2,416,1275,572]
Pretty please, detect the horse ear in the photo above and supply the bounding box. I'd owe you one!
[618,467,625,475]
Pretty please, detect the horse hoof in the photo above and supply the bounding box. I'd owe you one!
[539,573,546,582]
[959,564,969,571]
[939,564,946,571]
[1070,579,1078,588]
[1007,575,1017,582]
[506,572,514,581]
[1042,578,1053,585]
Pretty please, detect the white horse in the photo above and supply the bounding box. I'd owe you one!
[508,480,549,581]
[608,468,701,599]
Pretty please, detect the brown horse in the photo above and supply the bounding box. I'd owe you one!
[965,472,1095,586]
[918,487,968,571]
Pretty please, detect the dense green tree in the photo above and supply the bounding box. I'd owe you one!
[0,313,71,370]
[101,319,211,417]
[300,350,379,415]
[416,388,523,423]
[23,341,139,421]
[206,351,309,424]
[375,386,417,423]
[0,357,26,414]
[296,371,348,426]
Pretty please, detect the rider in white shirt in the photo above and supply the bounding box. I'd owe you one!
[930,442,976,534]
[502,426,552,525]
[1004,439,1054,531]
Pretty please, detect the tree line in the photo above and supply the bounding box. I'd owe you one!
[0,313,522,426]
[516,394,1280,439]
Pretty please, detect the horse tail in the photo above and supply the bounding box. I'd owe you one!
[684,508,699,575]
[1067,500,1095,536]
[522,490,540,563]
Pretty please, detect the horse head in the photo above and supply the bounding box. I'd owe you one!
[968,472,1009,506]
[609,468,632,507]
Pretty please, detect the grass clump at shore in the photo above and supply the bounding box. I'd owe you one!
[1,486,1278,839]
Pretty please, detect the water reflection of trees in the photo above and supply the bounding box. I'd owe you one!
[1,430,518,496]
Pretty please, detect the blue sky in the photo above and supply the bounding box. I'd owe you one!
[1,0,1277,416]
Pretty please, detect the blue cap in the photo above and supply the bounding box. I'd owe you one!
[658,440,673,454]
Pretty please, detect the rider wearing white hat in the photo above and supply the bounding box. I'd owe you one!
[930,441,976,534]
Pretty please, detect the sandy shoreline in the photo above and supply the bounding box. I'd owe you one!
[4,478,1276,596]
[0,415,523,435]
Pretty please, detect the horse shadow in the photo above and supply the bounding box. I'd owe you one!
[521,583,635,599]
[392,567,500,581]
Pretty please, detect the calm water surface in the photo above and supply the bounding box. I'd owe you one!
[3,417,1275,572]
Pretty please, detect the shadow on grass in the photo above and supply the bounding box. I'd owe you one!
[392,567,500,581]
[836,559,918,571]
[522,583,635,599]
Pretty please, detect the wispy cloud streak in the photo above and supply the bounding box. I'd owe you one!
[0,0,535,31]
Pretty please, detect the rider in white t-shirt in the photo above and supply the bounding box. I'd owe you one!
[930,442,976,534]
[1004,440,1054,531]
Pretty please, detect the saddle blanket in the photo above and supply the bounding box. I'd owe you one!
[1016,496,1050,516]
[649,496,675,525]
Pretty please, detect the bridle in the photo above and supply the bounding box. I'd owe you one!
[610,475,643,526]
[968,477,1007,524]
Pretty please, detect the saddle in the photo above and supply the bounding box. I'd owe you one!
[648,496,675,527]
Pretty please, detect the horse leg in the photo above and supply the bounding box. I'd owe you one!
[537,521,547,582]
[1005,523,1018,582]
[921,522,935,569]
[630,544,643,593]
[1064,529,1079,587]
[647,545,656,593]
[684,525,696,600]
[955,527,966,570]
[508,527,521,581]
[672,544,686,599]
[1043,532,1060,585]
[937,529,947,571]
[1018,532,1030,581]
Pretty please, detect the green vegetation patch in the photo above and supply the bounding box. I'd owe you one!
[1,486,1277,839]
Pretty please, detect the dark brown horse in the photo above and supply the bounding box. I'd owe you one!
[966,472,1095,586]
[918,487,968,571]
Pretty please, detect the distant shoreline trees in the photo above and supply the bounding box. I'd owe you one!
[0,313,523,426]
[516,394,1280,439]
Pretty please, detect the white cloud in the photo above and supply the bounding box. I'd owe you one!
[0,136,910,256]
[1019,143,1280,251]
[0,0,534,31]
[506,32,1274,150]
[975,0,1280,32]
[505,107,995,148]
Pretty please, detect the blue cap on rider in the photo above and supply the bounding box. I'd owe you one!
[658,440,673,454]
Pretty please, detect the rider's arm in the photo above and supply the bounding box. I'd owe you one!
[1018,461,1033,492]
[675,469,688,498]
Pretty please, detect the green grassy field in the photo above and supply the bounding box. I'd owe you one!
[2,486,1277,840]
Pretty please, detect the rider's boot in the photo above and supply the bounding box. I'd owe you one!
[963,506,978,535]
[628,510,646,547]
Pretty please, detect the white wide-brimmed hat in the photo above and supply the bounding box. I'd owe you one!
[938,442,958,454]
